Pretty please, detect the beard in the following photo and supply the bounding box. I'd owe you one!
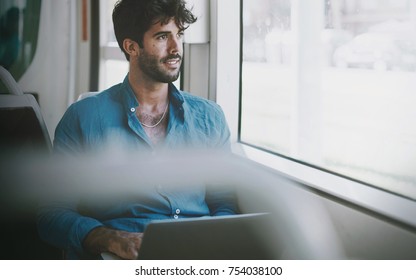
[137,50,182,83]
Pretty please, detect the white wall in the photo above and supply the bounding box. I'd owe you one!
[18,0,90,140]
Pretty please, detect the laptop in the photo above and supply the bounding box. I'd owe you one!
[101,213,275,260]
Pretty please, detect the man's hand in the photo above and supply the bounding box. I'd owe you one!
[83,227,143,259]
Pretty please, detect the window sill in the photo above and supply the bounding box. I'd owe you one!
[232,142,416,229]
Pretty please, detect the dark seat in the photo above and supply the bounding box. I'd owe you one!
[0,93,52,154]
[0,65,61,259]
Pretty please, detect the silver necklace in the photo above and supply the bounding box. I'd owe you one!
[139,103,169,128]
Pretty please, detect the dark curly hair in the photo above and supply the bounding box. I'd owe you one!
[113,0,197,61]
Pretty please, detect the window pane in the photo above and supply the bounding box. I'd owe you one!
[241,0,292,155]
[0,0,42,81]
[102,59,129,89]
[105,0,118,44]
[241,0,416,199]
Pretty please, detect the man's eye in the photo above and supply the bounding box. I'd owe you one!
[158,35,168,40]
[177,32,184,39]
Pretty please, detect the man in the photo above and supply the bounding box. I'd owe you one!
[37,0,237,259]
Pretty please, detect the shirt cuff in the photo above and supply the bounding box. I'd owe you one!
[68,217,103,255]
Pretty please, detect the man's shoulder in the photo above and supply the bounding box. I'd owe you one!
[69,84,122,114]
[179,91,230,148]
[78,83,121,104]
[54,83,124,151]
[180,91,223,115]
[180,91,217,106]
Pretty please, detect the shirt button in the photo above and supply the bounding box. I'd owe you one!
[130,107,136,112]
[175,209,181,214]
[173,215,179,219]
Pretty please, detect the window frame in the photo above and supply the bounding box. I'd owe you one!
[212,0,416,229]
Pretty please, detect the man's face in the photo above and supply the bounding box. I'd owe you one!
[137,18,183,83]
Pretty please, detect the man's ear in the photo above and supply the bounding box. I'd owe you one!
[123,39,140,58]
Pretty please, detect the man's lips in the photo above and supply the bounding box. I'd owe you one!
[165,58,181,65]
[162,55,182,65]
[163,57,181,69]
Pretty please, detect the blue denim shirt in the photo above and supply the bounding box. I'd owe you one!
[37,76,237,259]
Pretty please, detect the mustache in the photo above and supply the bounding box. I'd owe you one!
[161,54,182,63]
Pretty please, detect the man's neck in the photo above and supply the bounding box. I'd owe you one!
[128,71,169,108]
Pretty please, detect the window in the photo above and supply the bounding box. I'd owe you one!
[0,0,41,82]
[99,0,129,90]
[240,0,416,200]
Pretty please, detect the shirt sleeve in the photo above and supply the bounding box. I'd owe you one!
[214,103,232,150]
[206,104,239,216]
[206,185,239,216]
[36,103,103,257]
[53,103,85,155]
[37,203,103,257]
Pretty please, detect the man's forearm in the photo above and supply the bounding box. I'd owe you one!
[206,187,239,215]
[37,205,103,254]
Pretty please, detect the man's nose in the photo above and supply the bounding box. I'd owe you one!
[169,36,181,54]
